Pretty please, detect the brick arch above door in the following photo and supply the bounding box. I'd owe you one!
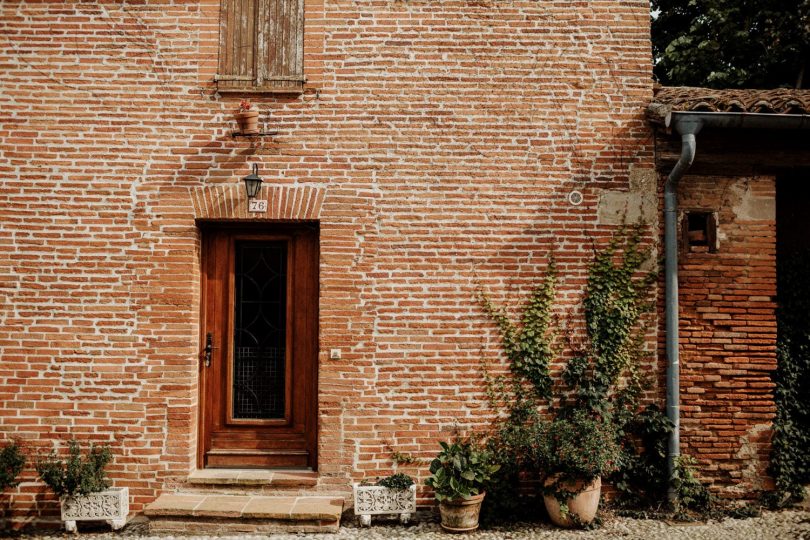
[190,184,326,221]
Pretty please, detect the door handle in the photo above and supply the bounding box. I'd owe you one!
[203,332,217,368]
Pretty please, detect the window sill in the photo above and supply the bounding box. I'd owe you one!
[217,85,304,95]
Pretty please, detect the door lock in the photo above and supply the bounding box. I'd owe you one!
[203,332,216,368]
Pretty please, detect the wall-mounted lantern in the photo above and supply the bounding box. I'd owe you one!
[242,164,263,199]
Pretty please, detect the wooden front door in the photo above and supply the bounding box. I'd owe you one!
[198,224,318,469]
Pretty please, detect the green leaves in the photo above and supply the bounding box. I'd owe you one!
[481,224,673,518]
[376,473,414,490]
[770,248,810,503]
[672,456,711,511]
[652,0,810,88]
[425,438,498,501]
[533,410,621,483]
[0,442,26,492]
[480,258,557,400]
[35,439,112,498]
[609,404,674,507]
[562,223,655,416]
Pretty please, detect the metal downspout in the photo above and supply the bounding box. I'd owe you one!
[664,118,701,504]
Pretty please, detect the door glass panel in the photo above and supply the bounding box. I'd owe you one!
[233,241,287,419]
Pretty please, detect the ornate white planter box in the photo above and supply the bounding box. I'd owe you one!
[61,487,129,532]
[353,483,416,526]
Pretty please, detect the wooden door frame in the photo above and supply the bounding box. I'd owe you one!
[196,221,319,470]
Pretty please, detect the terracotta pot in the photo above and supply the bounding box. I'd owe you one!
[543,476,601,528]
[234,110,259,134]
[438,492,485,533]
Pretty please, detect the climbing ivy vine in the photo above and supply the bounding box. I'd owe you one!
[770,249,810,505]
[479,224,697,519]
[561,224,657,415]
[479,259,558,401]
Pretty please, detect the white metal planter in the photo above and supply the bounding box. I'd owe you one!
[61,487,129,532]
[353,483,416,526]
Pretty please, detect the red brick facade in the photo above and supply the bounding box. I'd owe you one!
[677,175,777,496]
[0,0,776,527]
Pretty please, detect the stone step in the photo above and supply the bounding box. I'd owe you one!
[187,468,318,487]
[179,469,324,497]
[145,493,343,534]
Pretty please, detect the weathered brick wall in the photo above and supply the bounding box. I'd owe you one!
[0,0,654,526]
[676,175,777,497]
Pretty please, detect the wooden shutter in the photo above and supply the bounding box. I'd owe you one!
[218,0,304,92]
[260,0,304,91]
[218,0,258,90]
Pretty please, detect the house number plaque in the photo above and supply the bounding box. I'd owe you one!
[249,200,268,213]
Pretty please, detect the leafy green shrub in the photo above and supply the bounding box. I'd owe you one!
[481,395,546,523]
[377,473,414,490]
[534,409,620,490]
[610,404,673,507]
[0,442,26,492]
[425,439,500,502]
[36,439,112,498]
[671,455,711,512]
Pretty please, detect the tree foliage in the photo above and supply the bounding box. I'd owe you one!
[652,0,810,88]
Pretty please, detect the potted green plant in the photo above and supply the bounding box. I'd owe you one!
[234,99,259,134]
[425,438,499,533]
[36,439,127,532]
[533,409,619,528]
[354,473,416,526]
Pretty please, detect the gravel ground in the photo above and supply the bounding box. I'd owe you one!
[12,510,810,540]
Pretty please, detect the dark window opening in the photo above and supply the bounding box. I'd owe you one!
[683,210,718,253]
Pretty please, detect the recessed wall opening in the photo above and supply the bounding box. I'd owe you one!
[777,174,810,261]
[776,172,810,330]
[683,210,718,253]
[775,172,810,469]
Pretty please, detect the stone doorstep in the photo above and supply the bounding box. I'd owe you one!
[186,468,318,487]
[144,493,344,522]
[147,517,339,535]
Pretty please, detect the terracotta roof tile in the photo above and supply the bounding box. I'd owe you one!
[652,86,810,114]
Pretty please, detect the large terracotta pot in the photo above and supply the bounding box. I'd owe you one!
[234,110,259,134]
[438,492,485,533]
[543,476,601,528]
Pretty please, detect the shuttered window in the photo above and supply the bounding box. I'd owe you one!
[217,0,304,93]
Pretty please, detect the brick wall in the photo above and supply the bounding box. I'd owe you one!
[676,175,777,496]
[0,0,655,526]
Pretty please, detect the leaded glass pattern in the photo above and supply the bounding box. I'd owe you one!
[232,241,287,419]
